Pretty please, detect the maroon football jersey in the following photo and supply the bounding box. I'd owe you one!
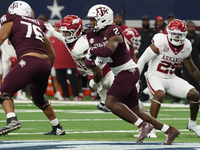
[0,13,47,60]
[87,25,132,67]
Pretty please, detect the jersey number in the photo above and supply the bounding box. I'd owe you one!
[113,28,120,35]
[20,21,44,42]
[157,61,179,74]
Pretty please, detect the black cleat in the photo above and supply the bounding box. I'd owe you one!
[44,123,66,135]
[97,102,110,112]
[0,116,22,136]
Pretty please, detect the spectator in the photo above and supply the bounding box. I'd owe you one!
[167,14,176,24]
[137,15,157,102]
[49,21,79,101]
[183,21,200,104]
[154,15,167,34]
[0,1,65,136]
[114,14,129,32]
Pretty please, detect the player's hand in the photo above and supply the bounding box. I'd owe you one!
[89,79,101,91]
[86,47,94,61]
[44,22,55,34]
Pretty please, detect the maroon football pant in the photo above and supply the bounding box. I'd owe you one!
[107,68,139,109]
[0,56,51,101]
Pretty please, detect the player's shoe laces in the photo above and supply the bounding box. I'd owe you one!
[187,123,200,137]
[97,102,110,112]
[0,116,22,136]
[44,123,66,135]
[163,127,180,145]
[137,122,153,143]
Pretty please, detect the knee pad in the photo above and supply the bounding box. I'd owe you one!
[0,94,13,104]
[32,97,51,110]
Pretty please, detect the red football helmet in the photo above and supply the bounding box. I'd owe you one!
[9,56,18,70]
[60,15,83,43]
[123,28,141,49]
[167,19,187,46]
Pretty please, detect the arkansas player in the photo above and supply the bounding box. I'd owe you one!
[137,19,200,137]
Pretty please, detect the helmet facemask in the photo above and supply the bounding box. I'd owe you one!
[60,25,82,43]
[167,29,187,46]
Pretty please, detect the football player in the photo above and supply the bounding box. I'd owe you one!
[137,19,200,137]
[123,27,141,62]
[0,1,65,136]
[84,4,179,144]
[45,15,113,112]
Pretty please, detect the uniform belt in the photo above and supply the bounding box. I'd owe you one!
[20,52,48,59]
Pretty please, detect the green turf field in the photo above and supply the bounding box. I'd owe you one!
[0,98,199,144]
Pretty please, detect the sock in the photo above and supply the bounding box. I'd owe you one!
[50,118,59,126]
[161,124,170,132]
[189,119,197,126]
[6,112,16,119]
[134,118,143,127]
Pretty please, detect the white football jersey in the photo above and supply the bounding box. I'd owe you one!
[63,35,107,76]
[147,33,192,78]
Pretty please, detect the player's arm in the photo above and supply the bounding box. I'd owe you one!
[89,34,123,57]
[45,23,65,42]
[137,44,158,74]
[44,34,55,67]
[183,55,200,84]
[0,22,13,46]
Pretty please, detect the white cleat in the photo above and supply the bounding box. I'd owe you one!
[134,128,157,138]
[147,128,157,138]
[187,123,200,137]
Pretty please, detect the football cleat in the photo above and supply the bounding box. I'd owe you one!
[97,102,110,112]
[187,123,200,137]
[137,122,153,143]
[147,128,157,138]
[44,123,66,135]
[54,92,63,101]
[163,127,180,145]
[0,116,22,136]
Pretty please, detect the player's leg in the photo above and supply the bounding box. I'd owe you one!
[30,58,65,135]
[167,76,200,137]
[145,74,166,119]
[106,69,153,143]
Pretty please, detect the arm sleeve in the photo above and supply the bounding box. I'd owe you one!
[137,46,157,74]
[51,30,65,42]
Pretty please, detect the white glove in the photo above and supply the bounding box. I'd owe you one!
[89,79,102,91]
[44,22,55,34]
[86,47,94,61]
[44,22,65,42]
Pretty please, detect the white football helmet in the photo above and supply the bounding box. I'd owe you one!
[167,19,187,46]
[87,4,113,32]
[8,1,31,17]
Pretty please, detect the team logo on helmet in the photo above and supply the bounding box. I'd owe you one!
[96,7,109,17]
